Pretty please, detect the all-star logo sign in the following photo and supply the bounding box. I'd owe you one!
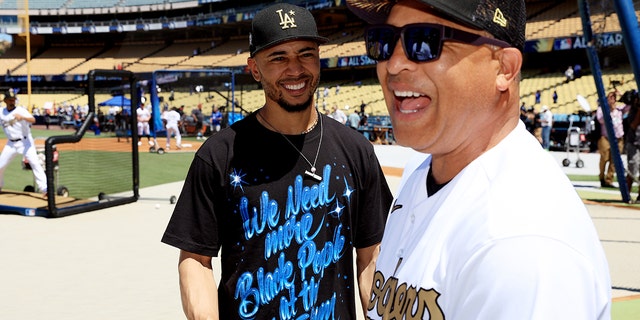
[276,9,297,30]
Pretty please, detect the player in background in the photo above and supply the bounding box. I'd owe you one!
[136,103,153,146]
[162,107,182,150]
[210,105,222,134]
[0,90,48,195]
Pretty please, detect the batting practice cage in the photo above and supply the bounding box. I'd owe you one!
[0,70,140,218]
[147,68,241,154]
[578,0,640,203]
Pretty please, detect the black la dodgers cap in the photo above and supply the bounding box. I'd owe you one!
[3,89,16,100]
[249,3,329,57]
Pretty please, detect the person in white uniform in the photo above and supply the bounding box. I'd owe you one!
[136,103,153,146]
[162,106,182,150]
[347,0,612,319]
[0,90,48,194]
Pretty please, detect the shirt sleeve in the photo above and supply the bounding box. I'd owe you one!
[19,107,33,120]
[352,148,393,249]
[161,154,222,257]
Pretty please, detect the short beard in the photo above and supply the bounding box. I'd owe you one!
[261,75,319,113]
[277,95,313,113]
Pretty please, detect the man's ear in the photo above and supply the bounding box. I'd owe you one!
[247,57,261,82]
[496,48,522,92]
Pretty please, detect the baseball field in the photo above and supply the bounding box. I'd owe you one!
[1,125,639,319]
[2,126,204,195]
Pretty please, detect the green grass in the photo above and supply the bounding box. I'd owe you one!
[30,126,76,137]
[613,298,640,320]
[30,125,201,142]
[4,151,194,196]
[138,152,195,188]
[4,126,196,196]
[577,189,624,201]
[567,174,600,182]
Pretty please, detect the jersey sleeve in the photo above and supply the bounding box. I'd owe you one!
[161,154,222,257]
[18,107,33,120]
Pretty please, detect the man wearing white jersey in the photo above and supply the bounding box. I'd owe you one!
[0,90,47,194]
[348,0,612,319]
[162,106,182,150]
[136,103,153,146]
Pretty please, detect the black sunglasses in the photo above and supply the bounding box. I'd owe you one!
[364,23,511,63]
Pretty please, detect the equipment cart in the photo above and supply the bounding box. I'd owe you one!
[562,118,585,168]
[22,145,69,197]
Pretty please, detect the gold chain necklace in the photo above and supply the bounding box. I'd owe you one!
[257,109,323,181]
[300,112,319,134]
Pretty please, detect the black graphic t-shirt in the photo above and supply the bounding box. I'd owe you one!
[162,112,392,319]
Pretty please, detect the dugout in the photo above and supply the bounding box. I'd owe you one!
[0,70,140,218]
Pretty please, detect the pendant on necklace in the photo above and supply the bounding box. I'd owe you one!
[305,167,322,182]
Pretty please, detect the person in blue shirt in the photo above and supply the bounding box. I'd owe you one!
[210,105,222,134]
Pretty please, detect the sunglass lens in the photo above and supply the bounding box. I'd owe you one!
[366,27,396,61]
[404,26,440,62]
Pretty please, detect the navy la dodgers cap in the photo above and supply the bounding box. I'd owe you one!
[346,0,526,52]
[249,3,329,57]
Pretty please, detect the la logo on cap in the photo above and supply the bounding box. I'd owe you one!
[493,8,508,27]
[277,9,297,30]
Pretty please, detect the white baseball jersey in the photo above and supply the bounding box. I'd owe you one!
[162,110,182,148]
[137,107,151,135]
[541,109,553,127]
[1,106,32,140]
[162,110,181,127]
[137,107,151,122]
[368,122,611,320]
[0,106,47,192]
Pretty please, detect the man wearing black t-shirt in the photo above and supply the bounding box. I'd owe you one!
[161,4,392,319]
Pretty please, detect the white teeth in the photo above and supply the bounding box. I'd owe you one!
[285,82,305,90]
[399,108,419,114]
[394,90,423,98]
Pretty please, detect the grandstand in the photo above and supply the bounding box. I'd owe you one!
[0,0,637,118]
